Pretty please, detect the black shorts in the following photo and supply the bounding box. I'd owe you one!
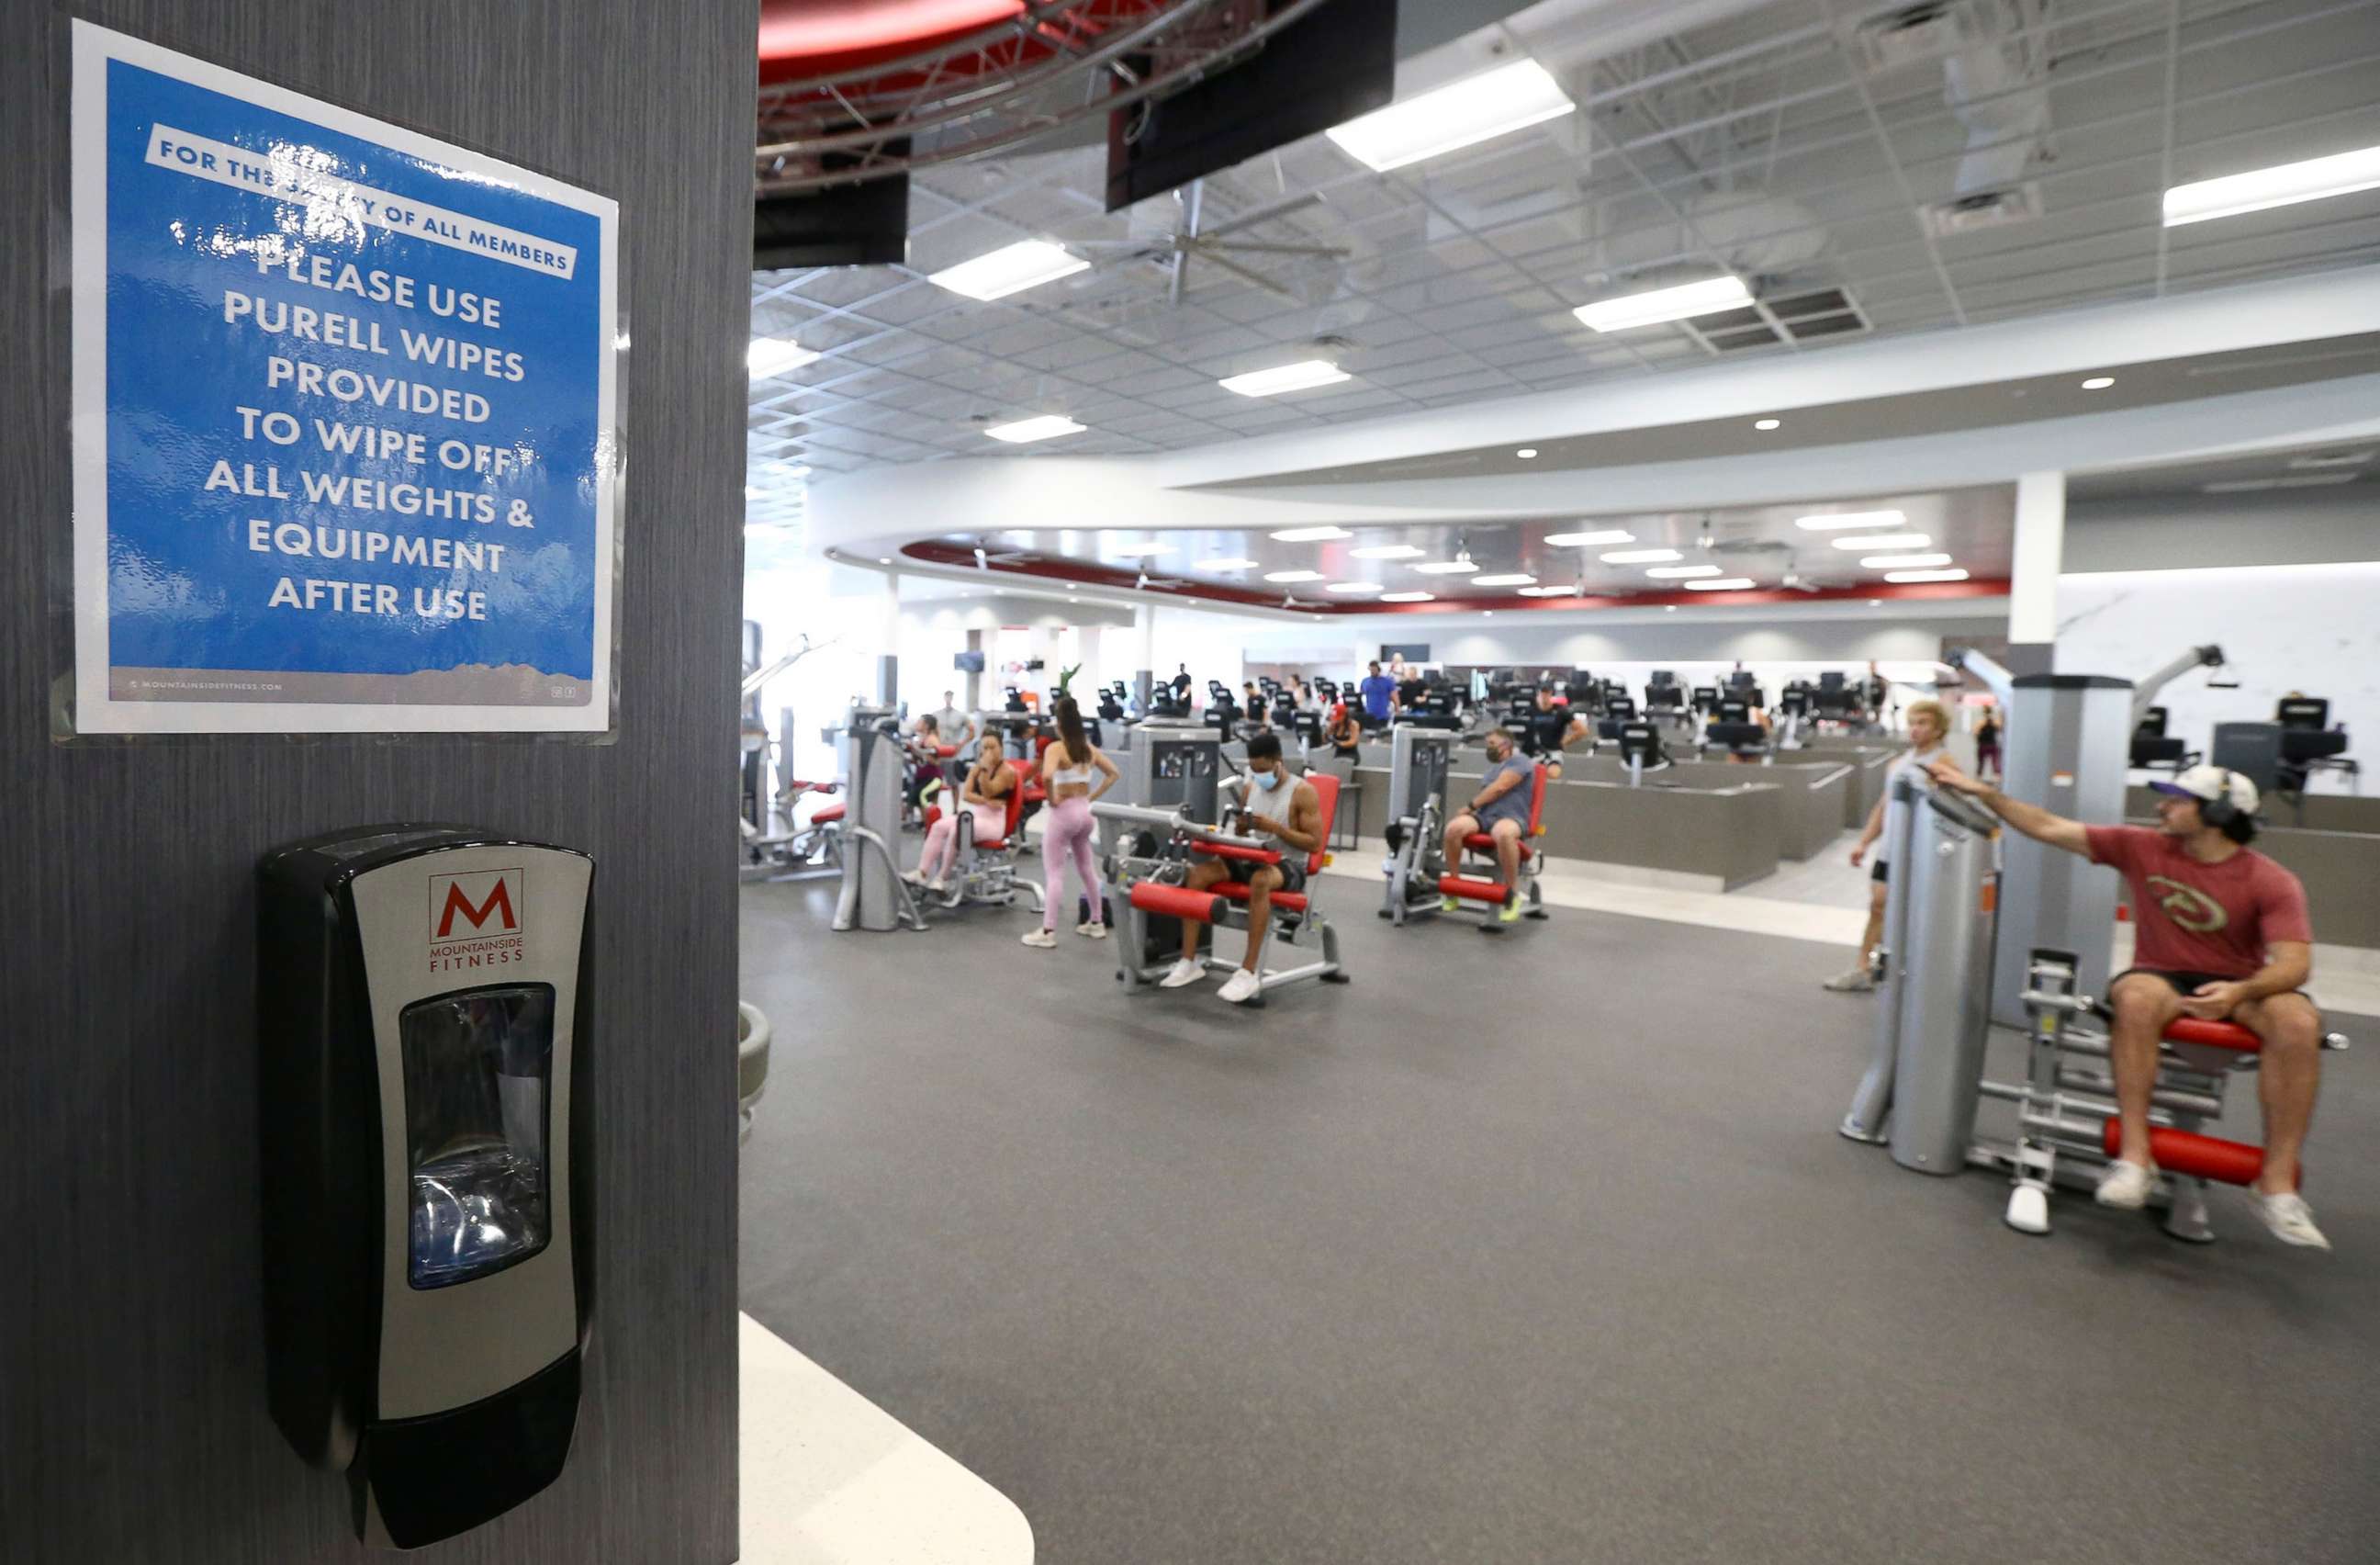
[1227,858,1306,895]
[2111,968,2318,1019]
[1871,859,1889,884]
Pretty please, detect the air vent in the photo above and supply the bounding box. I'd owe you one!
[1845,2,1999,74]
[1923,184,2045,237]
[1680,287,1871,355]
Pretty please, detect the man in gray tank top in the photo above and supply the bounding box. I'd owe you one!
[1442,728,1537,921]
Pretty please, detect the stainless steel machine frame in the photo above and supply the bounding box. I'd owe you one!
[833,704,925,933]
[1378,726,1548,932]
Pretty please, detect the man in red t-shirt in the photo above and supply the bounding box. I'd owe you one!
[1929,760,2329,1250]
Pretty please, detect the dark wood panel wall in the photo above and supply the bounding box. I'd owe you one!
[0,3,755,1559]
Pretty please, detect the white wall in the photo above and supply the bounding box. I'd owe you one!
[2056,561,2380,793]
[2065,489,2378,572]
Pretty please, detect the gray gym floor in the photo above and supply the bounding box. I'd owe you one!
[738,878,2379,1565]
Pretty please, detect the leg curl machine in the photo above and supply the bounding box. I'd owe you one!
[1095,776,1349,1008]
[1379,728,1549,933]
[912,770,1045,917]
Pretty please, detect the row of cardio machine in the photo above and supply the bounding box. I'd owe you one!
[1837,767,2351,1242]
[2133,694,2356,810]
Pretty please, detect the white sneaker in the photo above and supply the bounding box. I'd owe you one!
[926,878,950,894]
[902,870,926,886]
[2253,1191,2331,1250]
[1217,967,1263,1005]
[2094,1158,2156,1210]
[1158,958,1205,988]
[1082,922,1108,940]
[1020,929,1057,949]
[1824,966,1876,993]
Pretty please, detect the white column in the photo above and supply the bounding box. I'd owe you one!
[2008,469,2065,647]
[876,569,900,706]
[1135,603,1156,710]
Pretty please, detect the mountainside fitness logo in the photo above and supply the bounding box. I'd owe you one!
[2145,874,2228,934]
[427,867,527,973]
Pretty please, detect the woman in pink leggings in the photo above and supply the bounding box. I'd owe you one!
[908,734,1016,894]
[1024,697,1118,948]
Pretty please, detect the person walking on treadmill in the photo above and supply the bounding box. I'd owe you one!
[1024,698,1119,950]
[1824,698,1948,991]
[1162,731,1322,1005]
[1442,727,1536,924]
[1356,660,1398,731]
[1927,760,2329,1248]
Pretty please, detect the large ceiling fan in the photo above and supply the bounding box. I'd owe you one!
[1075,180,1349,306]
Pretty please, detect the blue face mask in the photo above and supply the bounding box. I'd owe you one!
[1248,768,1286,800]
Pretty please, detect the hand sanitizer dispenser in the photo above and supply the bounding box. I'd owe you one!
[258,827,593,1549]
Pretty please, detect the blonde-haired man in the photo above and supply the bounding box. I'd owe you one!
[1825,697,1949,992]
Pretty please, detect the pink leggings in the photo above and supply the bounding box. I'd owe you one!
[1041,794,1102,929]
[921,802,1005,880]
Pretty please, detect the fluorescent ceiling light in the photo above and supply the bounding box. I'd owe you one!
[1684,578,1757,591]
[1754,418,1781,431]
[1199,557,1260,570]
[1379,591,1435,602]
[1222,360,1353,397]
[1861,553,1953,569]
[1645,565,1723,580]
[1270,524,1353,542]
[926,240,1089,300]
[984,414,1085,444]
[1544,530,1633,546]
[2202,474,2358,492]
[1516,448,1539,459]
[1602,547,1683,564]
[1795,509,1905,531]
[2080,377,2116,390]
[1324,60,1575,173]
[1472,573,1536,587]
[1830,533,1931,551]
[1574,276,1751,332]
[2162,143,2380,227]
[1351,544,1424,559]
[1885,569,1971,583]
[1412,559,1480,574]
[1263,569,1325,583]
[1517,585,1578,597]
[1326,581,1386,595]
[747,337,819,378]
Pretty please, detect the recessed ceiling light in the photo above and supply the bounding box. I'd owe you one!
[1379,591,1435,602]
[1885,569,1970,583]
[1412,559,1480,574]
[1264,569,1325,583]
[1574,276,1751,332]
[1270,524,1353,542]
[1544,530,1633,546]
[1199,557,1260,570]
[1684,578,1757,591]
[1753,418,1781,431]
[2080,377,2116,390]
[1830,533,1932,551]
[1325,581,1386,594]
[2163,143,2380,226]
[984,414,1086,444]
[877,557,891,566]
[1516,448,1540,459]
[1645,565,1723,579]
[1472,573,1536,587]
[1350,544,1424,559]
[1602,547,1683,564]
[1324,60,1576,172]
[1795,509,1906,531]
[2289,449,2374,469]
[1861,553,1953,569]
[2202,474,2358,492]
[926,240,1088,301]
[747,337,819,378]
[1869,599,1883,607]
[1665,605,1678,613]
[1483,611,1495,617]
[1221,360,1353,398]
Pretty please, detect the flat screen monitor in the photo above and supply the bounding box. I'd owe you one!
[953,650,986,674]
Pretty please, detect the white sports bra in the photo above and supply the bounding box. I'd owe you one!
[1049,749,1097,787]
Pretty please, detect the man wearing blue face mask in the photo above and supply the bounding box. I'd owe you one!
[1162,731,1324,1005]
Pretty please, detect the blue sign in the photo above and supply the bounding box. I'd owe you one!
[71,22,618,733]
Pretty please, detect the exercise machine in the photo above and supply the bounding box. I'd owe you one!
[1378,727,1550,932]
[2274,696,2357,799]
[1095,782,1349,1007]
[831,704,926,933]
[911,762,1044,917]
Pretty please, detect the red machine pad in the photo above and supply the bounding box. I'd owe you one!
[1195,841,1283,864]
[2163,1017,2264,1053]
[813,804,846,825]
[1210,882,1309,914]
[2100,1120,2273,1188]
[1438,874,1510,903]
[1129,883,1229,925]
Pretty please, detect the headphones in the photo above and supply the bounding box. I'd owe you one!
[2199,769,2240,828]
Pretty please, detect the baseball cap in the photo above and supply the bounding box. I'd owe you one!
[2151,764,2260,817]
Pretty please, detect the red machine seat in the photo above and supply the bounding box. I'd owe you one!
[813,803,846,825]
[1457,766,1548,859]
[2163,1017,2263,1053]
[1462,833,1533,859]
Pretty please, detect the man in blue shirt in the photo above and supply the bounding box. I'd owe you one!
[1357,660,1398,729]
